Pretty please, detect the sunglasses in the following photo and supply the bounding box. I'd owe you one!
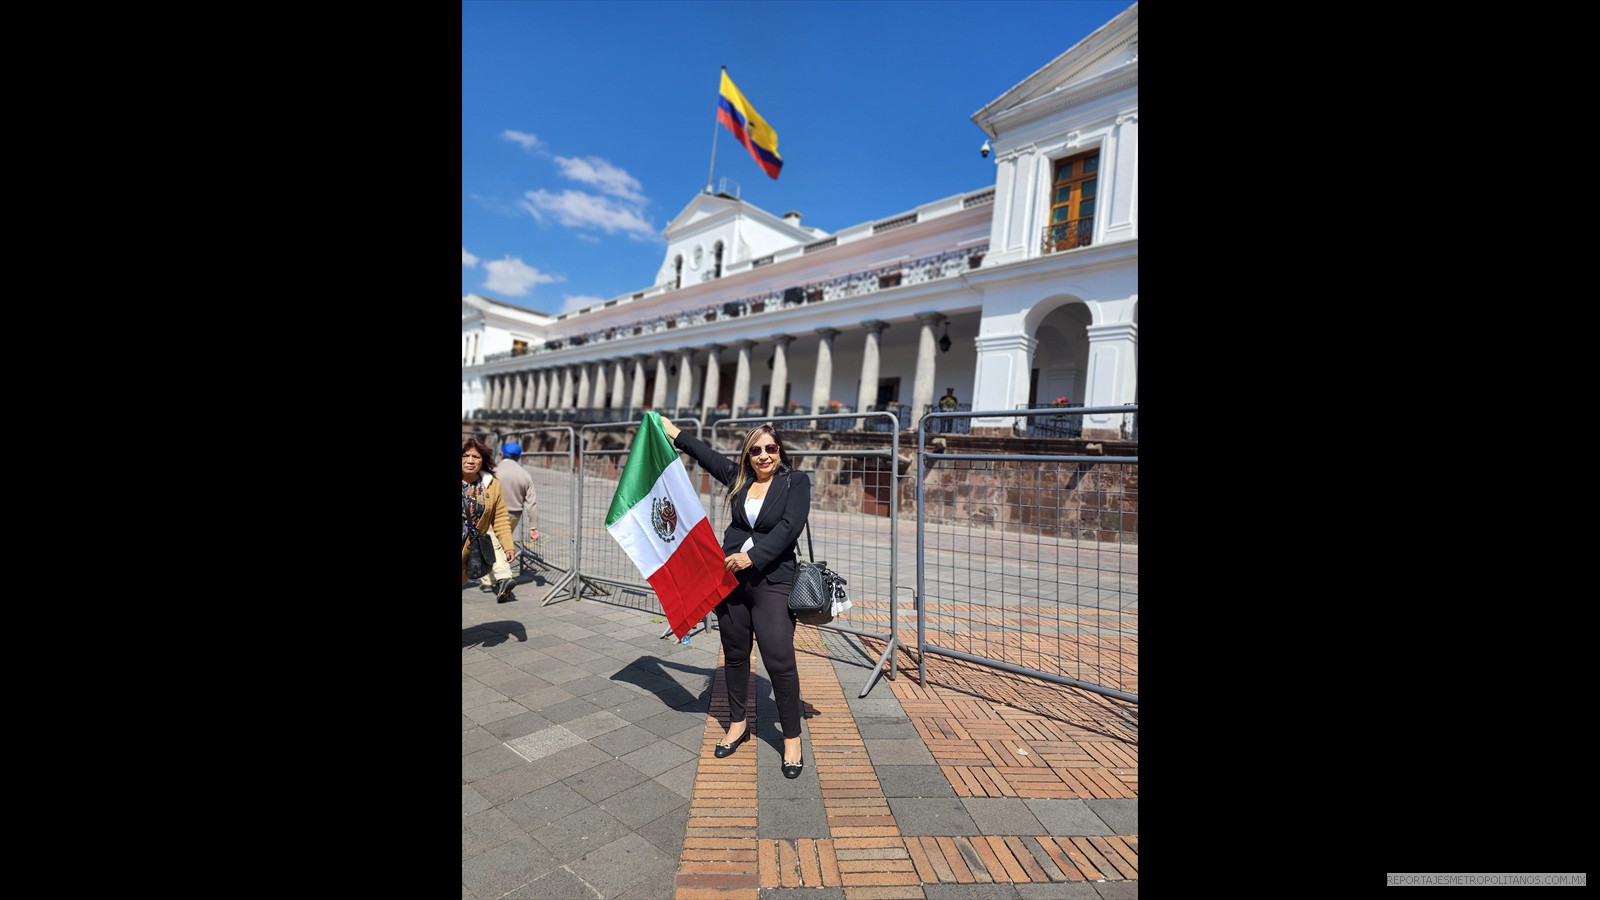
[747,444,781,457]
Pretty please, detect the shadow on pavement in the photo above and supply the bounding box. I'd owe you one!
[461,621,528,648]
[609,654,715,711]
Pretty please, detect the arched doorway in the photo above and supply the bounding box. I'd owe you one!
[1029,303,1090,408]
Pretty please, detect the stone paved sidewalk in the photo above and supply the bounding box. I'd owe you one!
[464,575,1137,899]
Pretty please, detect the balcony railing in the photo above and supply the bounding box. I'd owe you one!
[483,244,988,362]
[924,403,972,434]
[1017,405,1084,439]
[864,404,911,432]
[481,347,533,363]
[1041,218,1093,255]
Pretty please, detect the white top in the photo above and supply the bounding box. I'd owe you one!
[740,496,763,552]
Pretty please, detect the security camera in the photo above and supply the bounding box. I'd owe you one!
[980,140,991,158]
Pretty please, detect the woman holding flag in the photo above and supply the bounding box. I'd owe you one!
[661,417,811,779]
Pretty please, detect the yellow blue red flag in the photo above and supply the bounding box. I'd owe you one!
[718,69,783,180]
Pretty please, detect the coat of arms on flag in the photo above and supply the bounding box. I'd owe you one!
[651,498,678,543]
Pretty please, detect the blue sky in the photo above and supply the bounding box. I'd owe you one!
[462,0,1133,314]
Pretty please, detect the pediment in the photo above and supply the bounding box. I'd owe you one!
[663,192,741,237]
[973,2,1137,130]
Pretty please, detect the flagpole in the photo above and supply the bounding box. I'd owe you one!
[707,118,719,194]
[707,66,723,193]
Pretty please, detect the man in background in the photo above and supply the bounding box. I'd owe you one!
[479,441,539,597]
[938,388,960,433]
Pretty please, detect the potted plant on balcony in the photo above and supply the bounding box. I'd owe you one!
[1050,396,1071,408]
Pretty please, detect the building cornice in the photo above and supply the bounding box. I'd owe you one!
[986,67,1137,138]
[962,238,1138,290]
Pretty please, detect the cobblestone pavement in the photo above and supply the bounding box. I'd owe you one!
[464,573,1137,899]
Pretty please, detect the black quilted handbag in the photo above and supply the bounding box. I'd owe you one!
[789,522,846,626]
[464,520,495,581]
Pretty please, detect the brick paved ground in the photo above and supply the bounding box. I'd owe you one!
[672,627,1138,899]
[464,577,1137,899]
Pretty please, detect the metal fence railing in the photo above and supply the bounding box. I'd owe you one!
[498,427,576,586]
[916,406,1138,704]
[469,406,1138,704]
[545,419,708,622]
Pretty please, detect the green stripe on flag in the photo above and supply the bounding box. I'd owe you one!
[604,412,681,527]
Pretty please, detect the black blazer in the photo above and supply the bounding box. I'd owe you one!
[673,430,811,585]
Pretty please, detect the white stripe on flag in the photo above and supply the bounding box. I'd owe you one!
[605,459,709,579]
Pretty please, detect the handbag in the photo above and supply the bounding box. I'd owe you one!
[789,521,847,626]
[464,518,495,581]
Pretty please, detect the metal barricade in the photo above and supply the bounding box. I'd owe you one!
[916,405,1139,705]
[545,420,709,635]
[502,427,576,586]
[712,412,903,698]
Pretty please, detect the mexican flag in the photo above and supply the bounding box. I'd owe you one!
[606,412,739,639]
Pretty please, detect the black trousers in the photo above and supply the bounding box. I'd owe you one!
[715,573,802,738]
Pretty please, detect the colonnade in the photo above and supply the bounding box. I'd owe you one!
[474,314,951,429]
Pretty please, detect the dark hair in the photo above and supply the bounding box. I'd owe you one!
[461,437,497,475]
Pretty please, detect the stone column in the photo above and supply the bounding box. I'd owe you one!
[971,333,1038,436]
[486,375,500,410]
[577,364,592,411]
[560,366,576,408]
[702,344,724,416]
[524,371,539,410]
[675,348,695,412]
[911,313,945,431]
[507,372,522,410]
[855,320,889,429]
[592,361,608,409]
[732,340,757,415]
[611,359,627,410]
[629,355,648,410]
[1081,322,1139,440]
[767,334,793,417]
[811,328,838,424]
[535,370,549,409]
[651,354,670,410]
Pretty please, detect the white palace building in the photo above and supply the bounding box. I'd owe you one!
[463,3,1136,441]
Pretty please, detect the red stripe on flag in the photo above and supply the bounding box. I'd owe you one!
[646,517,739,639]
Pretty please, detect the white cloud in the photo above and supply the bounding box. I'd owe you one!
[560,294,606,314]
[502,130,546,154]
[482,256,562,297]
[520,189,656,238]
[462,247,479,267]
[552,156,644,203]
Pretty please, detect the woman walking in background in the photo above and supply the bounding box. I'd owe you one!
[461,437,518,602]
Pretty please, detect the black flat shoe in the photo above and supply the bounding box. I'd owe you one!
[781,756,804,779]
[713,729,749,758]
[495,579,518,603]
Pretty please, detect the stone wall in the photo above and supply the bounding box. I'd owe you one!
[467,419,1138,543]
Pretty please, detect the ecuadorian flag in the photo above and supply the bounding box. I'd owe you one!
[718,69,783,180]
